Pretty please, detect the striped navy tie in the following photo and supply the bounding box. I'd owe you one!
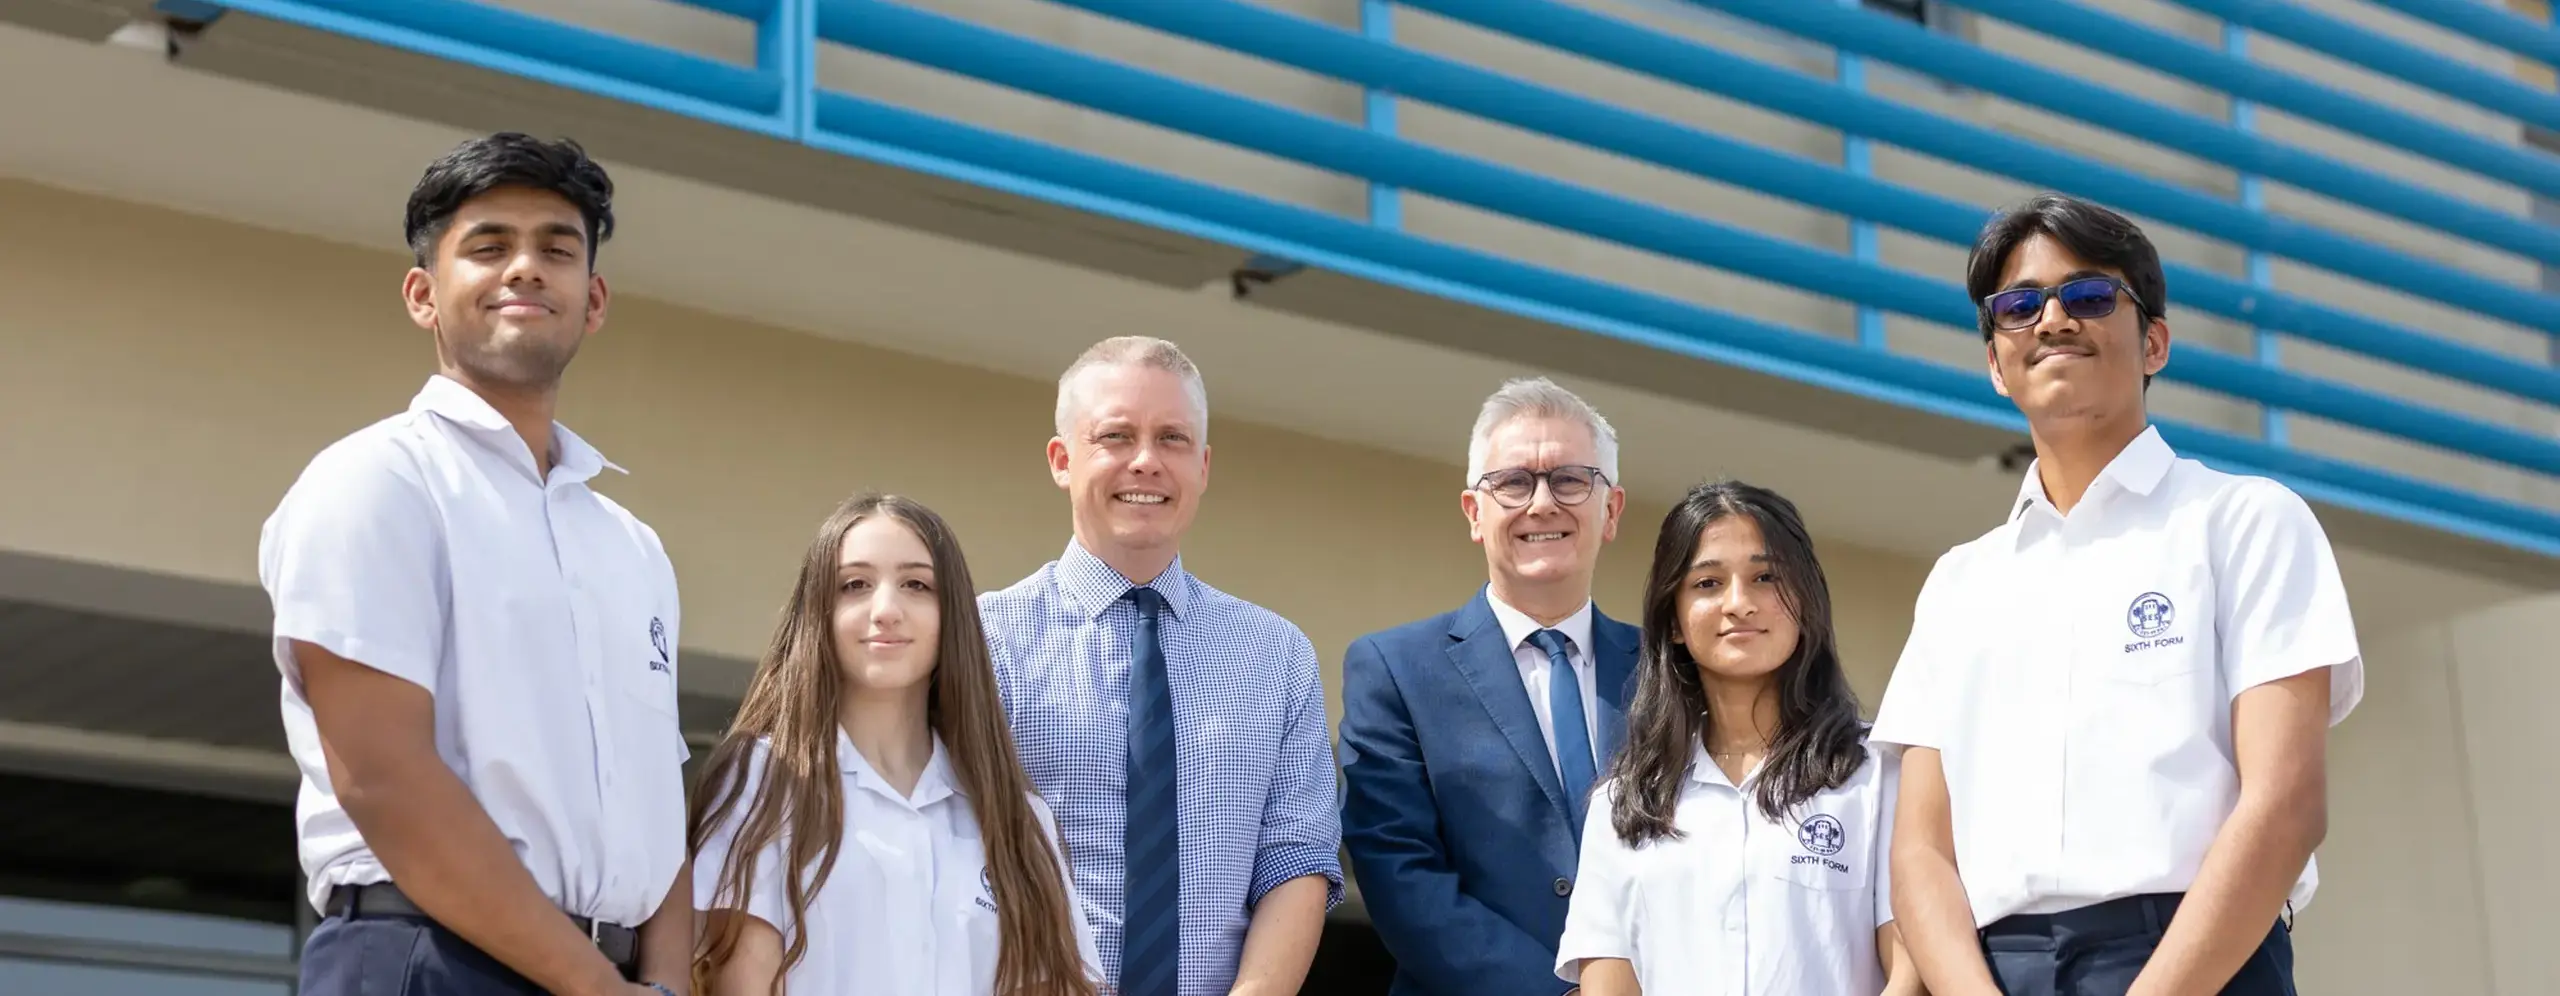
[1122,586,1180,996]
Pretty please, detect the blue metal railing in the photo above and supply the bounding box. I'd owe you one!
[1015,0,2560,475]
[1684,0,2560,324]
[1940,0,2560,206]
[1408,0,2560,405]
[164,0,2560,558]
[2369,0,2560,67]
[2171,0,2560,134]
[1837,0,1885,352]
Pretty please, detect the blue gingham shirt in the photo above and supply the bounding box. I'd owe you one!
[980,539,1344,995]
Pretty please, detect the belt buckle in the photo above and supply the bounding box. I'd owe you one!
[589,916,608,946]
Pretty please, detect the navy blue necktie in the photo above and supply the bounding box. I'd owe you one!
[1122,586,1180,996]
[1530,628,1596,836]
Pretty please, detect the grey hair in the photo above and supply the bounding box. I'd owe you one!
[1465,376,1621,484]
[1053,335,1210,439]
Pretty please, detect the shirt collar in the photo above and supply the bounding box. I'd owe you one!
[2008,424,2174,532]
[1686,738,1759,790]
[408,374,623,485]
[835,728,958,810]
[1484,585,1594,664]
[1055,536,1194,622]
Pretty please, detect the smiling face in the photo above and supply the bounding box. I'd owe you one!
[1983,233,2168,428]
[401,185,608,392]
[1463,414,1624,599]
[831,514,943,696]
[1672,514,1800,685]
[1048,362,1210,571]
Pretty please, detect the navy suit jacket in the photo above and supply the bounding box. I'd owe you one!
[1339,590,1638,996]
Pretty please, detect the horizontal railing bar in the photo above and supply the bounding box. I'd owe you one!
[1940,0,2560,203]
[805,88,2560,550]
[825,0,2560,478]
[2160,0,2560,134]
[2363,0,2560,69]
[1667,0,2560,329]
[209,0,783,115]
[666,0,772,21]
[1043,0,2560,408]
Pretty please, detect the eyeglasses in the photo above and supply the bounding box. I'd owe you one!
[1980,275,2148,332]
[1473,465,1611,509]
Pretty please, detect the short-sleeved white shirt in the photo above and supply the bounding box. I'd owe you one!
[1556,741,1900,996]
[1868,425,2363,928]
[259,375,690,923]
[692,733,1103,996]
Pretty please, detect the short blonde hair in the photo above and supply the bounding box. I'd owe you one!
[1465,376,1621,484]
[1054,336,1210,439]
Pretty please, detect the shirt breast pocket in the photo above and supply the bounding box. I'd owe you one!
[2103,585,2212,687]
[951,862,1003,992]
[611,600,684,758]
[1767,811,1865,893]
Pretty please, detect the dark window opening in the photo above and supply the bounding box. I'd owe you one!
[1862,0,1931,24]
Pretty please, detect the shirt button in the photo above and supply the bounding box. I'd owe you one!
[1552,877,1572,897]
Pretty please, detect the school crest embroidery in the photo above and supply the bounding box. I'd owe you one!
[1798,814,1845,857]
[2126,592,2174,639]
[647,617,671,673]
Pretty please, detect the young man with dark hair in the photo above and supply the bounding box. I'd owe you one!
[1872,193,2363,996]
[260,132,693,996]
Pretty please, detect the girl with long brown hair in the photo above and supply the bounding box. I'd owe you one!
[1553,480,1920,995]
[688,493,1101,995]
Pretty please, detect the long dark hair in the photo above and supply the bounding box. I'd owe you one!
[1607,480,1868,845]
[688,493,1094,995]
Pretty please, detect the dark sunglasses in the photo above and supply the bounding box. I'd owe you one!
[1981,275,2148,332]
[1474,465,1610,509]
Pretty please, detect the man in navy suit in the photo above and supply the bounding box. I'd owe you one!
[1340,377,1638,996]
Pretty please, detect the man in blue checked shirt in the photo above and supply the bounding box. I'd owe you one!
[979,335,1343,996]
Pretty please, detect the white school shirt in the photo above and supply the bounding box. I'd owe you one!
[1485,589,1601,769]
[1555,741,1899,996]
[692,734,1104,996]
[1868,425,2364,927]
[259,374,690,924]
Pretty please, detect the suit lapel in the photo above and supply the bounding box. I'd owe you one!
[1445,594,1568,820]
[1591,610,1637,763]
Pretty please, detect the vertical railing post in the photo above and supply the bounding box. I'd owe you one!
[763,0,816,140]
[2226,19,2286,445]
[2549,0,2560,370]
[1362,0,1402,229]
[1837,0,1885,350]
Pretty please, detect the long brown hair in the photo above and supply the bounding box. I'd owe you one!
[1608,480,1868,844]
[688,493,1095,995]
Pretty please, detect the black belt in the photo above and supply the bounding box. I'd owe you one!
[1982,892,2185,943]
[325,882,639,972]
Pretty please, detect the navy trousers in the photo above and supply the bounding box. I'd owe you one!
[298,915,572,996]
[1982,893,2295,996]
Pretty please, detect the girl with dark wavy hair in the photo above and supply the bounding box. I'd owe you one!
[1554,480,1919,995]
[688,493,1100,995]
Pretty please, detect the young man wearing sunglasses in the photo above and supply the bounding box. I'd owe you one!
[1870,194,2364,996]
[1339,376,1638,996]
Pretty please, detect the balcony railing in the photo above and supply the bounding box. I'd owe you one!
[155,0,2560,558]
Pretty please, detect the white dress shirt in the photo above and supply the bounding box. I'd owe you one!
[1869,425,2364,927]
[1486,589,1601,772]
[260,375,691,924]
[693,733,1104,996]
[1556,742,1900,995]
